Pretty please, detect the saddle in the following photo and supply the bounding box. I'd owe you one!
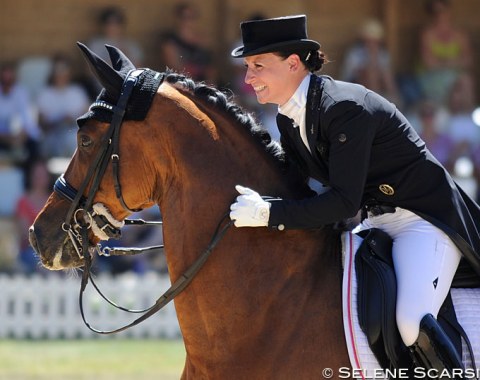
[355,228,466,371]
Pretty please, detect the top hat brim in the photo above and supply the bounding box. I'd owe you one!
[231,39,320,58]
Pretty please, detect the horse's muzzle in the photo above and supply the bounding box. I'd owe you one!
[29,224,85,270]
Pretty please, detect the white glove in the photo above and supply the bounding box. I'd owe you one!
[230,185,271,227]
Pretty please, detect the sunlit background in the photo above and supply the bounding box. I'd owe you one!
[0,1,479,379]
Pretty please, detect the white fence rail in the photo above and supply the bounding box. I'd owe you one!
[0,273,181,339]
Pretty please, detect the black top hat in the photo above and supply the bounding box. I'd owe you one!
[231,15,320,58]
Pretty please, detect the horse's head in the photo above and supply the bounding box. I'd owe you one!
[29,43,162,270]
[29,41,311,271]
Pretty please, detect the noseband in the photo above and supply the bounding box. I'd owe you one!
[52,69,234,334]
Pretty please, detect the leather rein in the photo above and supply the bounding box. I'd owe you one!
[53,69,233,334]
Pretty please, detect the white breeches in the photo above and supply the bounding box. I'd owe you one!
[357,208,462,346]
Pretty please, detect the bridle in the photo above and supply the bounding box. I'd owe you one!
[55,69,145,258]
[53,69,233,334]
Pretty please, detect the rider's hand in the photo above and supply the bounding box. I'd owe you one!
[230,185,270,227]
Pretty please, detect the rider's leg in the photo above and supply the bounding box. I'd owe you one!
[388,210,461,345]
[384,209,463,375]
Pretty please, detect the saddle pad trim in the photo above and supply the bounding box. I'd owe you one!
[342,231,386,379]
[344,232,364,374]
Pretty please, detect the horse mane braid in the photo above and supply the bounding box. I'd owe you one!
[164,72,285,162]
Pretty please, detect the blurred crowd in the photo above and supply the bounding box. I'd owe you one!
[0,0,479,275]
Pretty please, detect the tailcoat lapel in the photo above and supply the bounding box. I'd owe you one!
[305,75,322,153]
[276,75,330,185]
[304,75,330,184]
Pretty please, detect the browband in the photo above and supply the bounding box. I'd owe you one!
[76,69,164,127]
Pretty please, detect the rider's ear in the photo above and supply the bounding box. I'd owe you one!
[77,42,123,98]
[286,54,301,72]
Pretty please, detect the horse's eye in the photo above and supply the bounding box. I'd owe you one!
[79,135,93,148]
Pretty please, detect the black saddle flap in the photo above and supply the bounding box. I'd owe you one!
[355,228,412,370]
[356,228,393,267]
[355,228,462,370]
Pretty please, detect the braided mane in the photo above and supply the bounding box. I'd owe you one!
[164,72,285,162]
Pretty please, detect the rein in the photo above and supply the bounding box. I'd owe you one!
[80,214,234,334]
[54,69,234,334]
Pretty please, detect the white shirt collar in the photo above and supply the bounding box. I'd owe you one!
[278,73,311,128]
[278,74,312,152]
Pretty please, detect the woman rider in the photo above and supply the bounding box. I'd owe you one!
[229,15,480,374]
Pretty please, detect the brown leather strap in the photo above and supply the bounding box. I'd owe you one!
[79,214,234,334]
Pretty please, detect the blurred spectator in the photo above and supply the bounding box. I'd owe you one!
[340,19,401,106]
[14,159,52,274]
[415,100,455,170]
[418,0,474,106]
[157,2,215,83]
[36,54,89,158]
[449,71,476,110]
[0,61,40,164]
[451,156,478,201]
[17,56,53,101]
[444,73,479,169]
[0,216,19,273]
[88,6,144,67]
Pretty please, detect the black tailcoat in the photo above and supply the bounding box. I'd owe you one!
[268,74,480,277]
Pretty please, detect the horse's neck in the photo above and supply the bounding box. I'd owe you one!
[152,88,346,372]
[155,85,331,286]
[156,94,294,255]
[158,104,291,272]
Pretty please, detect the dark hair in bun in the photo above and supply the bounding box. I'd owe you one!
[274,49,328,72]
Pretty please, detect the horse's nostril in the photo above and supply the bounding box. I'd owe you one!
[29,226,40,253]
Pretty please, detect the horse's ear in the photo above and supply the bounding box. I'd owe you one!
[77,42,123,97]
[105,44,136,74]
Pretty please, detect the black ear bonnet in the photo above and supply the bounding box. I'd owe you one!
[76,42,163,127]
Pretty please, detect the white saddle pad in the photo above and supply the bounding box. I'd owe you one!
[342,231,480,378]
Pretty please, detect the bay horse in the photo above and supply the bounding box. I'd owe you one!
[29,43,350,379]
